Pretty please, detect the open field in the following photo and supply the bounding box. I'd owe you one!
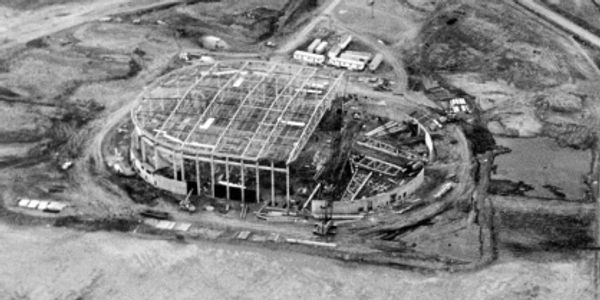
[0,223,593,299]
[493,137,590,200]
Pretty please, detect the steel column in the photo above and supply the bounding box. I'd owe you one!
[286,165,290,214]
[195,158,200,195]
[225,156,230,202]
[172,151,177,180]
[241,160,245,206]
[210,155,215,197]
[180,153,185,181]
[255,161,260,203]
[271,161,275,206]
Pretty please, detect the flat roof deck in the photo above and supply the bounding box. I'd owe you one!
[133,60,345,163]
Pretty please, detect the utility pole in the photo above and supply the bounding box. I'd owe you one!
[367,0,375,19]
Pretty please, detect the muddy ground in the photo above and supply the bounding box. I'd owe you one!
[0,0,599,297]
[492,137,591,200]
[399,0,600,255]
[0,222,593,299]
[407,2,599,186]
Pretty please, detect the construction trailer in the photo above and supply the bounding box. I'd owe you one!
[368,53,383,72]
[130,60,345,211]
[449,97,471,113]
[327,44,342,58]
[328,56,366,71]
[315,41,329,54]
[339,34,352,50]
[340,50,372,62]
[293,50,326,65]
[307,38,322,53]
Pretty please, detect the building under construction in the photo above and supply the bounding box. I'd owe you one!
[130,60,346,209]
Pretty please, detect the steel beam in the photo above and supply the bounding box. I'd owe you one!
[155,63,219,138]
[287,72,345,164]
[255,67,319,160]
[211,63,278,155]
[180,61,251,146]
[239,66,307,159]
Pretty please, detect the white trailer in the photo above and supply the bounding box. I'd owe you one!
[340,51,373,62]
[433,182,454,199]
[328,56,365,71]
[307,38,322,53]
[368,53,383,72]
[327,44,342,58]
[293,50,325,65]
[339,34,352,50]
[315,41,329,54]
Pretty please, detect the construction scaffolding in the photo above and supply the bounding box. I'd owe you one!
[131,60,345,210]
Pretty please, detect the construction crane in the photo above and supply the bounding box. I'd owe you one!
[179,190,196,213]
[313,199,337,236]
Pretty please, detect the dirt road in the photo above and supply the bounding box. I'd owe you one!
[0,0,186,51]
[276,0,343,54]
[332,19,409,90]
[276,0,409,90]
[515,0,600,49]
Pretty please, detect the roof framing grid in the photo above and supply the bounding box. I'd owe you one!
[154,62,220,138]
[255,67,319,161]
[210,63,279,156]
[239,66,308,159]
[179,61,251,149]
[133,61,345,164]
[286,71,345,164]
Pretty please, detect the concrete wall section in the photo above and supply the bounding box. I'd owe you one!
[311,105,434,217]
[312,168,425,217]
[131,151,187,195]
[422,123,435,161]
[370,169,424,209]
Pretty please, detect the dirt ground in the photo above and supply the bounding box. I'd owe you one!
[0,223,593,299]
[407,0,599,204]
[493,137,591,200]
[543,0,600,33]
[1,0,600,296]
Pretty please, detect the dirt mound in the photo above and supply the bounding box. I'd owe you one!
[159,0,317,45]
[540,92,583,113]
[417,2,582,90]
[541,122,595,149]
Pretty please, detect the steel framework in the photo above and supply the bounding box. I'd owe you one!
[130,60,345,210]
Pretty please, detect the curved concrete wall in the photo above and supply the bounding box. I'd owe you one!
[312,106,434,217]
[131,149,187,195]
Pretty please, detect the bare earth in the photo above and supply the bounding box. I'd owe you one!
[0,223,592,299]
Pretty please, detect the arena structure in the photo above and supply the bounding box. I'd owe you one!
[130,60,346,208]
